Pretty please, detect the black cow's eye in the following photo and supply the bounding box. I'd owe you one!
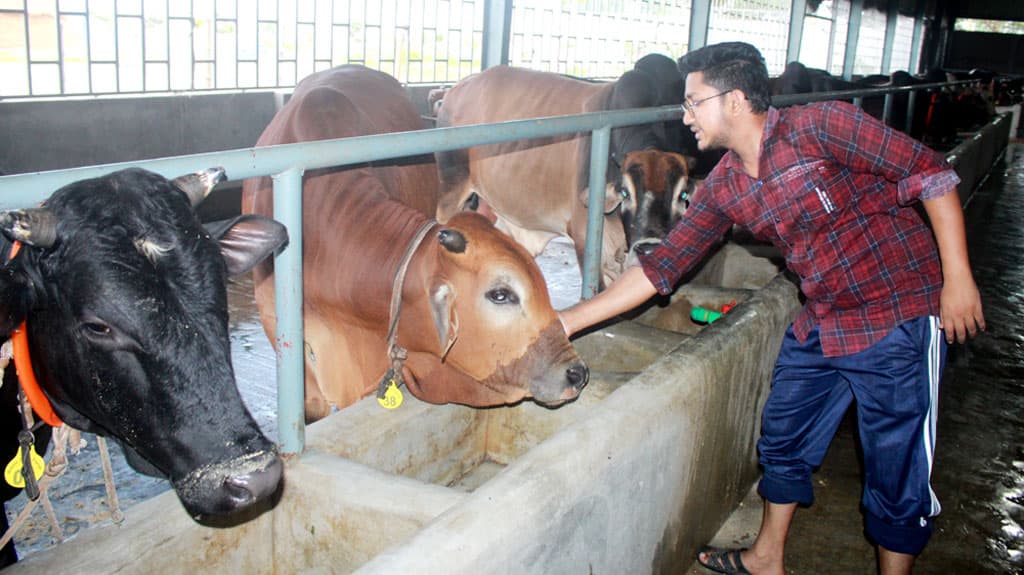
[620,188,630,200]
[81,321,112,337]
[486,287,519,305]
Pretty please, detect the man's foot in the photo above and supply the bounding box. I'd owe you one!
[697,546,751,574]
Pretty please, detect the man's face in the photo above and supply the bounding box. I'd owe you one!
[682,71,731,151]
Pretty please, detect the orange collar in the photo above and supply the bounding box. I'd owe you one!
[8,240,63,427]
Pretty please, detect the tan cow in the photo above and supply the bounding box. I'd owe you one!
[242,65,588,422]
[434,63,697,287]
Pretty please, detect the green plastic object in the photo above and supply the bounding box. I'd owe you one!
[690,307,723,324]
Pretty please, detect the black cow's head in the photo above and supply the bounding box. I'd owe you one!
[618,149,697,259]
[0,167,288,523]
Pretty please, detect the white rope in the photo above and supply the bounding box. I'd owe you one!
[1,424,124,551]
[0,333,126,551]
[95,436,124,524]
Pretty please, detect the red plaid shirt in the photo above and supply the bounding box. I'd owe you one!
[638,101,960,357]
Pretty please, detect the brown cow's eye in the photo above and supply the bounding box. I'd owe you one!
[486,288,519,305]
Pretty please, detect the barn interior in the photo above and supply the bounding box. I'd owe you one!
[0,0,1023,573]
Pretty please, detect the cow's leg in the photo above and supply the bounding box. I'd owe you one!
[496,219,558,258]
[302,315,385,420]
[1,503,15,567]
[567,211,628,289]
[250,267,329,422]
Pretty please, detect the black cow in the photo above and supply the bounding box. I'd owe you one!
[0,167,287,564]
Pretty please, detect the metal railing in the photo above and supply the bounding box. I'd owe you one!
[0,77,986,454]
[0,103,680,454]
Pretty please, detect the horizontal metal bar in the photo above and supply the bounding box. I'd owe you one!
[0,105,683,208]
[0,77,980,209]
[771,79,974,108]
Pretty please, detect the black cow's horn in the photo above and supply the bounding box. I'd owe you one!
[0,208,57,248]
[172,167,228,207]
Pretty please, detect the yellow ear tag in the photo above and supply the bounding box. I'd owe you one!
[377,380,403,410]
[4,445,45,488]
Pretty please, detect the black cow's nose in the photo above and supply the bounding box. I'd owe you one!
[222,457,283,506]
[566,363,589,390]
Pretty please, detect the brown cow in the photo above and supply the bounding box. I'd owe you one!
[242,65,588,422]
[434,64,697,287]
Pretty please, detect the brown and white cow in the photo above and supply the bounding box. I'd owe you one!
[434,63,698,287]
[242,65,588,422]
[618,149,699,258]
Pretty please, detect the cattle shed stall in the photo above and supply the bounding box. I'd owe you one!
[1,89,1013,573]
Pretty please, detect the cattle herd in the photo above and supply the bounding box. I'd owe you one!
[0,53,1013,565]
[770,61,1008,150]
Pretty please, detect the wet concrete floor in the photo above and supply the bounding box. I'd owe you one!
[688,142,1024,575]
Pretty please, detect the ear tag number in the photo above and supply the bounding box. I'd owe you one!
[5,445,45,488]
[377,380,404,410]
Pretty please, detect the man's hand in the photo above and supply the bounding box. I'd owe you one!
[939,273,985,344]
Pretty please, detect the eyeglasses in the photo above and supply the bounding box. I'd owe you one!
[681,90,733,114]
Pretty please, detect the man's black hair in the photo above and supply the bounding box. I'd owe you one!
[677,42,771,113]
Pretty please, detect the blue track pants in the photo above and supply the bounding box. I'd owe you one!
[757,316,946,555]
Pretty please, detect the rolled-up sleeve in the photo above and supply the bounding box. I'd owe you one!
[814,100,960,205]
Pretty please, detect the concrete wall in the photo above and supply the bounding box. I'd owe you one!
[947,113,1012,201]
[0,87,438,176]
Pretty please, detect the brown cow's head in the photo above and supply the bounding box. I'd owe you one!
[617,150,697,259]
[403,211,588,407]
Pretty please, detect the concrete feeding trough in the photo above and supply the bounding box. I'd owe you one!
[8,241,797,574]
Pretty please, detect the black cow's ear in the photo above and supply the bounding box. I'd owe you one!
[203,215,289,275]
[0,259,33,337]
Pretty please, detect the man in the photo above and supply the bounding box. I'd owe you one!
[558,42,985,575]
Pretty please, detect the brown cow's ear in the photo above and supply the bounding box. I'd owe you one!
[429,282,459,361]
[578,185,623,214]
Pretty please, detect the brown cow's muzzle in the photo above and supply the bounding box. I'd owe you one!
[523,323,589,406]
[550,360,589,404]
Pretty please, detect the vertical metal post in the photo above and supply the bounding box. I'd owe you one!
[581,126,611,300]
[482,0,513,69]
[787,0,808,64]
[881,0,899,74]
[273,167,306,455]
[688,0,712,52]
[909,0,926,73]
[842,0,864,81]
[906,90,918,134]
